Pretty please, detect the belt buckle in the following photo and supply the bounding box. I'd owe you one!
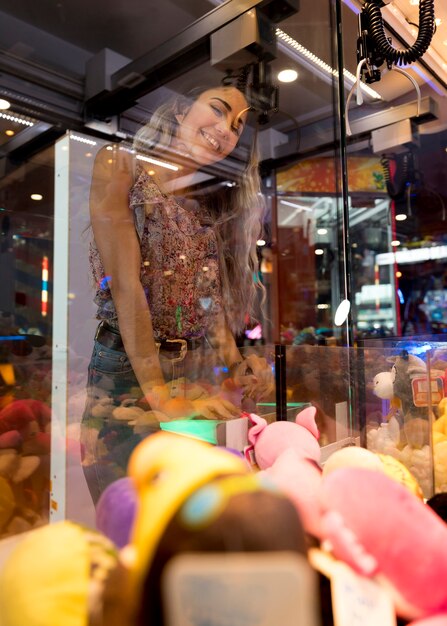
[165,338,187,362]
[94,320,105,342]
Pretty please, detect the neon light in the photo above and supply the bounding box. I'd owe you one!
[42,256,48,317]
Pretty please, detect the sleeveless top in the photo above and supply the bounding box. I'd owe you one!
[89,166,223,341]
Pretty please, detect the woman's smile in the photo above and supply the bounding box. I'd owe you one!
[201,130,221,153]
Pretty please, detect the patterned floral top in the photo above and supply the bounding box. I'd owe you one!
[89,166,223,340]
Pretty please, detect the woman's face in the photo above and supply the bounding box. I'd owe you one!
[172,87,249,167]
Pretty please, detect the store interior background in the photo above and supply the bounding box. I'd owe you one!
[0,0,447,527]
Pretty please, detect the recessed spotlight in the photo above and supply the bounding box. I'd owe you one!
[0,99,11,110]
[278,69,298,83]
[395,213,407,221]
[5,129,14,136]
[391,240,400,247]
[30,194,43,201]
[315,248,324,255]
[317,228,327,235]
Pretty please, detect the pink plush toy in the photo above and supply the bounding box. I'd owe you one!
[245,407,323,537]
[244,406,321,469]
[320,467,447,621]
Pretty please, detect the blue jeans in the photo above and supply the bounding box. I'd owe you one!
[80,338,224,504]
[81,341,148,504]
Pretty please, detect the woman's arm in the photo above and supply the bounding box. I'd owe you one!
[90,146,165,396]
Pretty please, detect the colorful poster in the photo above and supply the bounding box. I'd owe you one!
[277,157,386,194]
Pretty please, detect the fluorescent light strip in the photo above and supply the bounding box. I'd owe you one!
[280,199,312,211]
[376,245,447,266]
[70,135,97,146]
[136,154,179,171]
[0,111,33,126]
[276,28,381,100]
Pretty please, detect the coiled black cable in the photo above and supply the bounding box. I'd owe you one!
[363,0,435,66]
[380,154,409,199]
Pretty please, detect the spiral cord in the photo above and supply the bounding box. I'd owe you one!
[363,0,435,66]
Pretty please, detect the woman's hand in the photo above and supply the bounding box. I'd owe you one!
[232,354,274,402]
[191,395,241,420]
[145,385,240,420]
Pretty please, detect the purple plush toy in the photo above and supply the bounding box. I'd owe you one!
[96,477,138,548]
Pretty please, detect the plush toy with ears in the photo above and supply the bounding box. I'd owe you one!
[244,407,323,538]
[244,406,321,470]
[373,352,430,434]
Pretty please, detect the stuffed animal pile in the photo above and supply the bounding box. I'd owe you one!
[3,400,447,625]
[0,399,52,537]
[370,350,447,497]
[245,406,447,624]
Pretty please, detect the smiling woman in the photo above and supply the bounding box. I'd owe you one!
[80,84,274,505]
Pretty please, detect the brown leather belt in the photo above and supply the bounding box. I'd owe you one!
[95,321,205,353]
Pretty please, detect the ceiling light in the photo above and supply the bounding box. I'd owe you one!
[317,303,329,309]
[278,69,298,83]
[0,112,33,126]
[5,130,14,136]
[30,194,43,201]
[391,240,400,247]
[315,248,324,255]
[280,199,312,211]
[276,27,381,100]
[317,228,328,235]
[136,154,179,171]
[70,135,97,146]
[0,99,11,110]
[395,213,407,221]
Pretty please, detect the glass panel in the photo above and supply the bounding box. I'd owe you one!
[265,1,346,346]
[340,0,447,342]
[0,140,54,538]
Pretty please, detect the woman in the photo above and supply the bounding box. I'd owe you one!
[81,84,273,502]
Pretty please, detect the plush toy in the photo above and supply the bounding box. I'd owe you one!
[244,407,323,538]
[370,352,439,496]
[244,406,321,470]
[0,521,127,626]
[124,432,308,626]
[373,352,429,424]
[0,399,52,538]
[319,467,447,621]
[323,446,424,500]
[96,477,138,549]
